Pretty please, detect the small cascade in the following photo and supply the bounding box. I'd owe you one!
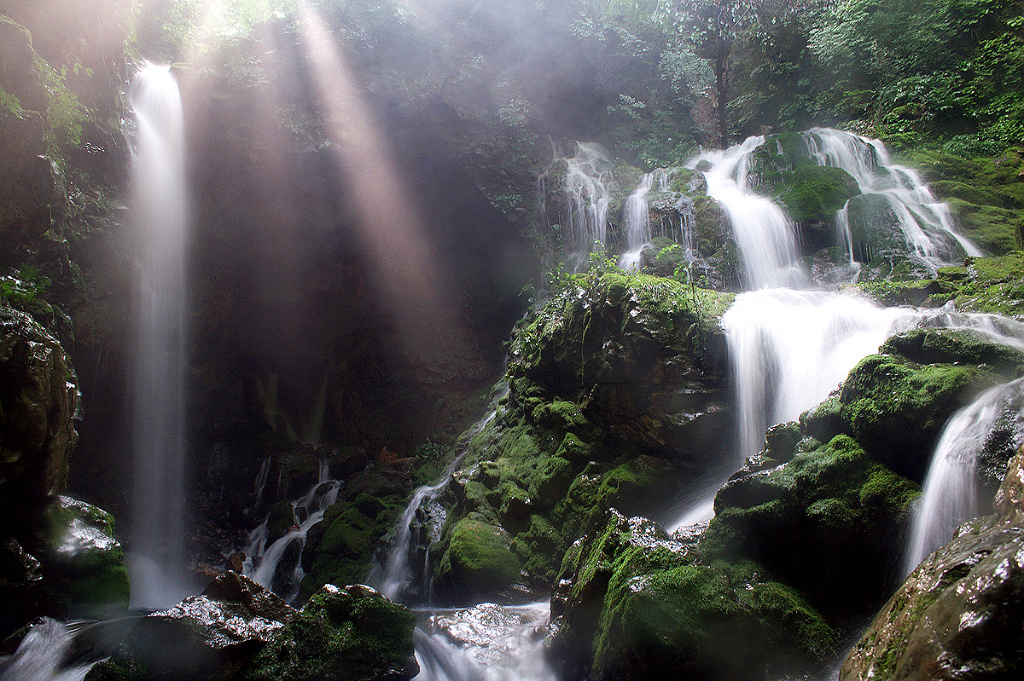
[370,385,554,680]
[253,455,272,508]
[690,136,804,289]
[904,376,1024,575]
[127,62,192,609]
[802,128,982,272]
[374,395,504,603]
[562,143,614,266]
[618,168,676,269]
[242,461,340,603]
[0,619,92,681]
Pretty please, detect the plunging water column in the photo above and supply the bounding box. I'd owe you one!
[128,63,191,609]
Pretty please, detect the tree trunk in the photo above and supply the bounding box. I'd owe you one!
[715,46,729,149]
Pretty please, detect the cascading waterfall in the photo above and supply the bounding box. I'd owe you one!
[689,136,804,289]
[671,129,1000,533]
[726,289,920,465]
[127,62,192,609]
[902,378,1024,575]
[802,127,982,271]
[242,461,340,603]
[562,143,613,266]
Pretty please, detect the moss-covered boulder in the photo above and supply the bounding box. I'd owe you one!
[242,584,417,681]
[836,354,996,481]
[434,518,523,602]
[300,467,406,598]
[549,509,837,681]
[841,450,1024,680]
[703,434,919,618]
[508,272,732,464]
[38,496,129,619]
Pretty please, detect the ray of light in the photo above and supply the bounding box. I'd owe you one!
[296,0,454,363]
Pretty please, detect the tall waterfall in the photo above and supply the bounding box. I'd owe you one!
[128,63,191,609]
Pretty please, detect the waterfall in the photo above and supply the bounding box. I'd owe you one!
[127,62,192,609]
[903,372,1024,575]
[243,464,340,604]
[725,289,919,465]
[562,143,613,267]
[689,136,804,289]
[618,168,675,270]
[802,128,982,272]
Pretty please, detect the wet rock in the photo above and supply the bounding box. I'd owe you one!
[703,434,919,617]
[426,602,549,670]
[549,509,836,681]
[841,449,1024,680]
[38,496,130,620]
[242,583,417,681]
[434,518,523,603]
[0,307,78,506]
[87,573,294,681]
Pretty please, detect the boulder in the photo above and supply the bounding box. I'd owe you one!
[86,572,294,681]
[841,450,1024,680]
[242,583,417,681]
[704,434,919,617]
[549,509,836,681]
[837,353,996,481]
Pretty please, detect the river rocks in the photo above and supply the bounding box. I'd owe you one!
[841,450,1024,680]
[549,509,837,681]
[242,583,418,681]
[87,577,417,681]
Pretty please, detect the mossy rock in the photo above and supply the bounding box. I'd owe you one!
[550,509,836,681]
[838,354,996,480]
[435,518,522,601]
[703,434,919,617]
[242,584,417,681]
[38,497,130,619]
[880,328,1024,378]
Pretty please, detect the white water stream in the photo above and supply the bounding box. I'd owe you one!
[127,62,192,609]
[903,374,1024,574]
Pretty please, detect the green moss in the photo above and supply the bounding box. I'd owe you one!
[242,585,415,681]
[768,165,861,224]
[436,519,522,596]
